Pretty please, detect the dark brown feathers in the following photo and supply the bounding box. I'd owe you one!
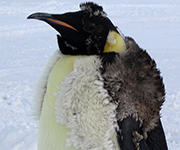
[99,37,165,138]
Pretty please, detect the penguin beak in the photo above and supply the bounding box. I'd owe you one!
[27,13,78,32]
[27,11,90,51]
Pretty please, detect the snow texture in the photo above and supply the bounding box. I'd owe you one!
[0,0,180,149]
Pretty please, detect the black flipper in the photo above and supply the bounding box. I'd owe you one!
[117,116,149,150]
[117,116,137,150]
[145,119,168,150]
[117,117,168,150]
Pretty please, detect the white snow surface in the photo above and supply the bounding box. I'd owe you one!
[0,0,180,149]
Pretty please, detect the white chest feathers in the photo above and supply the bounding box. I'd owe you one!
[33,51,119,150]
[55,56,119,150]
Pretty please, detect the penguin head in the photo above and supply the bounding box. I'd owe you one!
[27,2,127,55]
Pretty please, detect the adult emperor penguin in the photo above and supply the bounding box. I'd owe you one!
[28,2,168,150]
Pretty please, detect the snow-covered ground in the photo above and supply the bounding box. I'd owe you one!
[0,0,180,149]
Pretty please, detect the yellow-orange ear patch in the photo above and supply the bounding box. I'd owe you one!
[104,31,126,53]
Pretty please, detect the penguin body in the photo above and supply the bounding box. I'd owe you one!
[36,32,126,150]
[37,54,83,150]
[28,2,168,150]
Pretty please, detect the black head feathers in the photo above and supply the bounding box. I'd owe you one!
[80,2,107,17]
[27,2,123,55]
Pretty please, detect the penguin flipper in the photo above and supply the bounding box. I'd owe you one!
[117,117,168,150]
[117,116,149,150]
[145,119,168,150]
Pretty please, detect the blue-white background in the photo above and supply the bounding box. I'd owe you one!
[0,0,180,149]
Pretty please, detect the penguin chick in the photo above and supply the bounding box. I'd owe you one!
[28,2,168,150]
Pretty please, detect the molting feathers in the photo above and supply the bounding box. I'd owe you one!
[28,2,168,150]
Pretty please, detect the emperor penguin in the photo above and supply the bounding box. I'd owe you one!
[28,2,168,150]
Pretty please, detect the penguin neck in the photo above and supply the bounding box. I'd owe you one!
[104,31,126,53]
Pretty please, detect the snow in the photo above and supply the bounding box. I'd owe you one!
[0,0,180,149]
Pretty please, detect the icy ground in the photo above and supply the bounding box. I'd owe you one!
[0,0,180,149]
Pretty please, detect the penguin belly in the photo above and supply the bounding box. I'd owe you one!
[37,55,83,150]
[54,56,119,150]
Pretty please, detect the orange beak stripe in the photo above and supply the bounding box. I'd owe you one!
[48,18,78,32]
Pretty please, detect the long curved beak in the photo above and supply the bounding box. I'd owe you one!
[27,11,89,50]
[27,13,78,32]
